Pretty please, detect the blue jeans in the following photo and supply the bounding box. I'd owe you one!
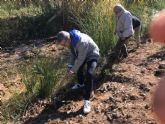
[77,59,97,100]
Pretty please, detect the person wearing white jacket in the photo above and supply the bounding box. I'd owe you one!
[113,4,134,59]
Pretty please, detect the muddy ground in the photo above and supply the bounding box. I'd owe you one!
[0,40,165,124]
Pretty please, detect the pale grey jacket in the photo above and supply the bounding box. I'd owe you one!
[69,33,100,73]
[115,6,134,38]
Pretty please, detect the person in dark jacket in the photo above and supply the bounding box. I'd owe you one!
[56,29,100,114]
[132,15,141,48]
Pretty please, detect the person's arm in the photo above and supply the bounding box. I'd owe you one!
[121,13,134,38]
[71,42,88,73]
[68,51,76,68]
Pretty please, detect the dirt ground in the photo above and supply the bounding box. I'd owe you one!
[0,40,165,124]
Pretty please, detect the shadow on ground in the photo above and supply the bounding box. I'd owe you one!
[147,48,165,61]
[23,69,137,124]
[22,71,106,124]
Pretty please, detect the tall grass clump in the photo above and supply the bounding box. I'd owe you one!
[65,0,165,55]
[66,0,120,55]
[21,56,67,98]
[0,56,68,122]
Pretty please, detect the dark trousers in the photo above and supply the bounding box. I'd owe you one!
[77,60,97,100]
[114,37,131,60]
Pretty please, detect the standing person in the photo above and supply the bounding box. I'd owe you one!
[132,15,141,48]
[113,4,134,60]
[56,29,100,114]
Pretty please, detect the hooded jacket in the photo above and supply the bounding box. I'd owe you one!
[69,29,100,73]
[115,5,134,38]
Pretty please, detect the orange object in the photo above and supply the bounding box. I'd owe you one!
[149,9,165,43]
[153,76,165,124]
[150,9,165,124]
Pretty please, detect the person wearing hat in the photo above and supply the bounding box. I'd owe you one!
[56,29,100,114]
[113,4,134,60]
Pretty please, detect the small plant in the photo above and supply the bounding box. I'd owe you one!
[21,56,67,98]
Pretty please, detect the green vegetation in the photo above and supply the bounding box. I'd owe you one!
[0,56,68,122]
[65,0,165,54]
[1,93,33,123]
[21,56,66,98]
[124,0,165,37]
[66,0,119,55]
[0,0,165,123]
[0,0,61,47]
[0,0,165,48]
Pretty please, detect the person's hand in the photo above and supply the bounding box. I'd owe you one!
[67,64,73,72]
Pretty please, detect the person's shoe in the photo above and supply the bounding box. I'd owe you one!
[83,100,91,114]
[71,83,84,90]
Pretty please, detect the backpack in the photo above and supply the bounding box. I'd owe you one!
[132,15,141,29]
